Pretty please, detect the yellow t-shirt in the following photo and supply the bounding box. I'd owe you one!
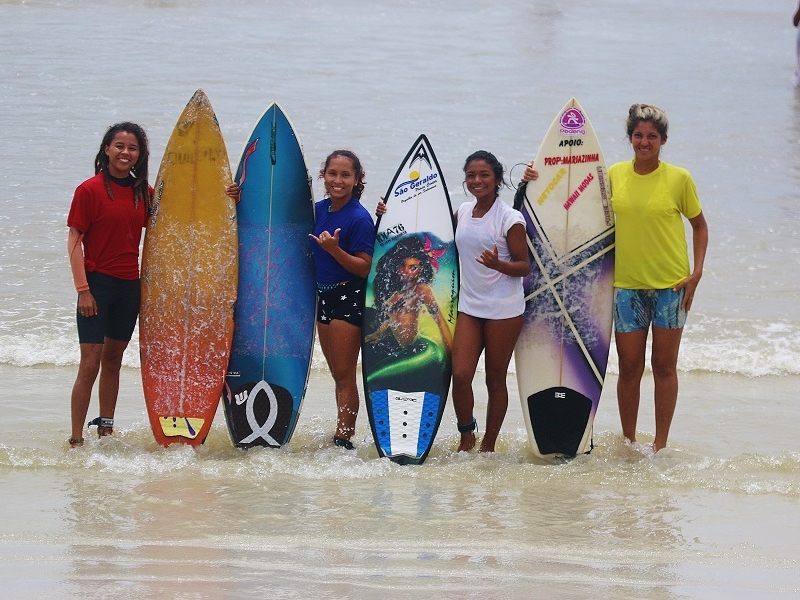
[608,160,702,289]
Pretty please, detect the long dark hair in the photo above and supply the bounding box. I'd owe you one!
[94,122,151,209]
[318,149,366,199]
[373,235,439,320]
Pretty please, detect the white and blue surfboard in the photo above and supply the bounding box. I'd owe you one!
[362,135,458,464]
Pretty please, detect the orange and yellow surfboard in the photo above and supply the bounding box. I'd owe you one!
[140,89,237,447]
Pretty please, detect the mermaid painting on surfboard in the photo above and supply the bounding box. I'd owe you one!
[364,232,453,394]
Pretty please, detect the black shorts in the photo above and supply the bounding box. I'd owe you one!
[316,278,365,327]
[77,271,140,344]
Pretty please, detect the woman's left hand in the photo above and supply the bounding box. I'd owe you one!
[309,228,342,253]
[477,244,501,271]
[522,161,539,182]
[674,274,701,312]
[677,212,708,312]
[225,182,240,198]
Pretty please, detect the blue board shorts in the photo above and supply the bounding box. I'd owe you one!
[614,288,686,333]
[316,278,365,327]
[77,271,140,344]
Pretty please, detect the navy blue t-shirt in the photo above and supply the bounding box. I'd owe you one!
[311,197,375,285]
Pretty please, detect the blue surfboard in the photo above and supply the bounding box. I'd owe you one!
[362,135,458,464]
[223,103,316,448]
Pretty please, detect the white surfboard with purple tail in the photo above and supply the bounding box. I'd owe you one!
[514,98,615,458]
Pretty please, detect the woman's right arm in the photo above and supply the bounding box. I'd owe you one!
[68,228,89,292]
[309,229,373,279]
[68,227,97,316]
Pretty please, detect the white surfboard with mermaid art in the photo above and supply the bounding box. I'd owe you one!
[361,135,458,465]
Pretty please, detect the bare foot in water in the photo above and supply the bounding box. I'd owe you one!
[457,432,476,452]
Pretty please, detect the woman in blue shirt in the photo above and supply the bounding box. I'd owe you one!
[309,150,375,449]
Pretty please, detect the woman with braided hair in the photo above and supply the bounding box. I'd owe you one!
[66,122,151,447]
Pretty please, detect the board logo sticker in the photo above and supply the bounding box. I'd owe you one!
[227,379,293,447]
[376,222,407,246]
[409,142,432,170]
[391,142,439,201]
[392,170,440,201]
[236,138,259,194]
[563,171,595,211]
[159,416,205,439]
[559,107,586,136]
[597,165,613,226]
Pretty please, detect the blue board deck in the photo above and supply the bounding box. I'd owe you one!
[223,103,316,449]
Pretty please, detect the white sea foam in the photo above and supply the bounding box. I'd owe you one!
[4,312,799,377]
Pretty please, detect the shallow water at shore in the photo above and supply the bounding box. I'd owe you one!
[2,366,799,598]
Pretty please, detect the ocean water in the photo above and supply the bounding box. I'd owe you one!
[1,0,799,598]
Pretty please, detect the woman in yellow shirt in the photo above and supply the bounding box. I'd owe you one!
[608,104,708,452]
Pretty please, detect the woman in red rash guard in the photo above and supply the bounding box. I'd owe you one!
[66,122,151,447]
